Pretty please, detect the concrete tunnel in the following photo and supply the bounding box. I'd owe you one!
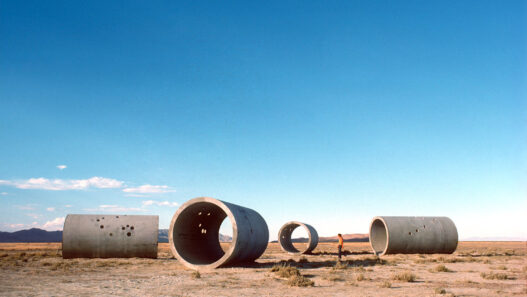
[62,214,159,259]
[278,221,319,254]
[369,216,458,256]
[169,197,269,269]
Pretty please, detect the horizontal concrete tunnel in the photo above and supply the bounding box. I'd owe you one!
[169,197,269,269]
[278,221,318,254]
[369,216,458,256]
[62,214,158,259]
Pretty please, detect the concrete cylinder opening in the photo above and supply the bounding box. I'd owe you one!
[278,221,318,254]
[169,197,269,269]
[369,216,458,256]
[370,218,389,255]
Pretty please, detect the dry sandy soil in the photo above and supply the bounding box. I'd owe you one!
[0,241,525,296]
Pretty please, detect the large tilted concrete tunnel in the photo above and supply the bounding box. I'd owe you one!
[278,221,318,254]
[369,216,458,256]
[169,197,269,270]
[62,214,158,259]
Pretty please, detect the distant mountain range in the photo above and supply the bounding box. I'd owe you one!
[0,228,62,243]
[0,228,233,243]
[271,233,369,243]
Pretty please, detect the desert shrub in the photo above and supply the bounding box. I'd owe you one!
[298,256,308,263]
[191,270,201,279]
[380,281,391,288]
[434,288,446,294]
[356,273,366,281]
[351,266,365,272]
[414,258,437,264]
[391,271,416,282]
[493,265,507,270]
[323,274,344,282]
[271,265,300,278]
[287,274,314,287]
[480,272,510,280]
[430,265,452,273]
[333,261,348,270]
[0,253,9,258]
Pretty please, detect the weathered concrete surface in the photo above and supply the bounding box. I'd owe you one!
[278,221,318,254]
[62,214,158,259]
[169,197,269,270]
[369,216,458,256]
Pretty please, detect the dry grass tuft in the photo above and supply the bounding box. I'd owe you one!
[271,264,314,287]
[434,287,446,294]
[333,261,348,270]
[480,272,511,280]
[493,265,507,270]
[271,265,301,278]
[355,273,366,281]
[191,270,201,279]
[380,280,391,288]
[391,271,416,282]
[430,264,452,273]
[298,256,308,263]
[287,274,314,287]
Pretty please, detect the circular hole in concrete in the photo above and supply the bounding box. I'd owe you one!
[116,216,119,218]
[370,219,388,255]
[219,217,233,253]
[172,202,232,265]
[109,233,113,236]
[126,225,129,228]
[96,219,100,222]
[130,226,134,230]
[122,227,125,230]
[416,229,419,232]
[100,225,104,229]
[127,232,131,237]
[408,232,412,235]
[291,226,309,252]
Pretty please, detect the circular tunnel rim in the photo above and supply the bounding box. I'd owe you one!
[278,221,318,254]
[169,197,238,270]
[369,216,389,256]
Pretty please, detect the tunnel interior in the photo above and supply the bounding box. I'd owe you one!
[370,219,388,255]
[279,223,310,253]
[172,202,231,265]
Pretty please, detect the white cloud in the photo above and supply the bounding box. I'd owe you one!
[64,205,72,208]
[42,217,65,231]
[84,205,145,213]
[7,223,26,229]
[26,213,41,219]
[56,165,67,170]
[46,207,55,212]
[142,200,179,207]
[16,205,35,210]
[0,176,124,191]
[123,184,175,194]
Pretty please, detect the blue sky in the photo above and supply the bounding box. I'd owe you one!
[1,1,525,240]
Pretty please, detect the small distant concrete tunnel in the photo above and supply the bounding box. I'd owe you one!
[169,197,269,270]
[369,216,458,256]
[62,214,158,259]
[278,221,318,254]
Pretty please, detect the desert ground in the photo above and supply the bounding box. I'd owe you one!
[0,241,525,296]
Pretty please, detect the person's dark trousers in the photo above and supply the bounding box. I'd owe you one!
[338,245,342,260]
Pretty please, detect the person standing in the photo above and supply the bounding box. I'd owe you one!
[337,233,344,260]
